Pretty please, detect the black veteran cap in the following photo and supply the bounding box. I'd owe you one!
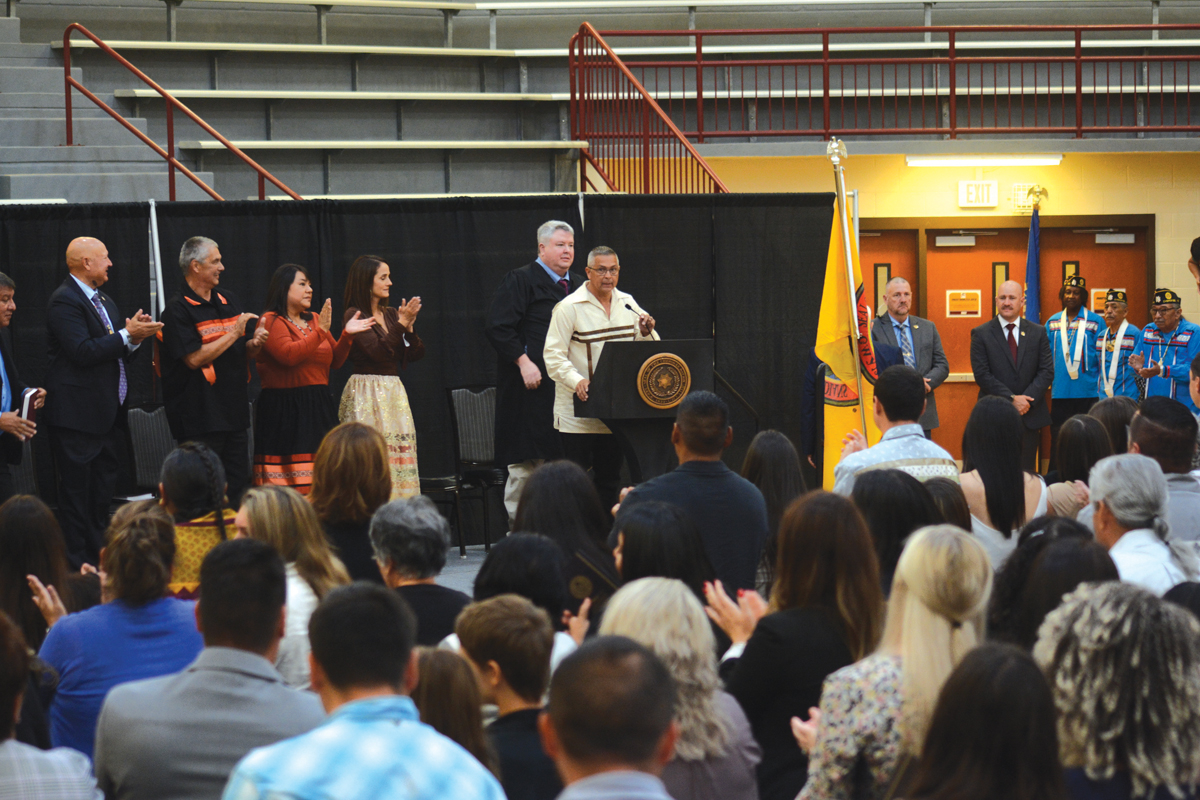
[1105,289,1128,304]
[1064,275,1086,289]
[1154,288,1183,306]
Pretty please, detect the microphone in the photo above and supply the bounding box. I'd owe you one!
[627,304,650,334]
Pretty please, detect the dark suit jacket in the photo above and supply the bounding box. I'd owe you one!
[485,261,584,465]
[970,316,1055,430]
[44,277,130,436]
[0,330,29,466]
[871,314,950,429]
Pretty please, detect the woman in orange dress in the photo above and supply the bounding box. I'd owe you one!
[339,255,424,498]
[253,263,374,494]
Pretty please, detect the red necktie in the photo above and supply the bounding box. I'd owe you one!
[1007,323,1018,363]
[558,278,569,296]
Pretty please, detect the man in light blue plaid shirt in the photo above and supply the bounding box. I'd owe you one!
[222,584,504,800]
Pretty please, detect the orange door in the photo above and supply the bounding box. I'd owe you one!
[1038,227,1149,330]
[860,230,919,318]
[924,229,1031,458]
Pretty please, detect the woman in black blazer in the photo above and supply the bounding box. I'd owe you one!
[706,492,886,800]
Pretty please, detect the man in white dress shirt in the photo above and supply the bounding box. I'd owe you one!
[544,246,659,511]
[1089,453,1194,596]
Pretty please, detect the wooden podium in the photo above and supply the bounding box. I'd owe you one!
[574,340,714,482]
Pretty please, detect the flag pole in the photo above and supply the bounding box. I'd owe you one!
[827,138,868,434]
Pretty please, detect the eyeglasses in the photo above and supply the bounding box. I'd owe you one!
[587,267,620,276]
[1152,306,1181,316]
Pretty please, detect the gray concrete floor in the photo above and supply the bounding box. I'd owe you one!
[438,544,489,596]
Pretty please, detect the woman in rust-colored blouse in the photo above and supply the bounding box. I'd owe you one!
[253,263,374,494]
[339,255,424,498]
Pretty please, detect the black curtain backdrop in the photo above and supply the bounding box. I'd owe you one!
[0,193,834,537]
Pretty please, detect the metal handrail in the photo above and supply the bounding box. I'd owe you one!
[569,22,728,193]
[589,23,1200,141]
[63,22,302,201]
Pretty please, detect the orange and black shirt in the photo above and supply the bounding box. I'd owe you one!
[160,285,252,439]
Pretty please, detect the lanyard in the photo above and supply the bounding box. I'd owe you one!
[1057,311,1087,381]
[1099,320,1129,398]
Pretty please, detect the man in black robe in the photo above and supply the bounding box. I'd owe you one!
[486,220,584,526]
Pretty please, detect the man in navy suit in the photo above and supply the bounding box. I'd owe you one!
[0,272,45,505]
[45,237,162,566]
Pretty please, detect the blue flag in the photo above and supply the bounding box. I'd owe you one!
[1024,208,1040,323]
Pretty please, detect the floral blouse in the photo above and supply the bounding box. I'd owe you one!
[798,653,905,800]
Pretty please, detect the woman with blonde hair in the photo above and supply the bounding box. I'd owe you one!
[310,422,392,582]
[796,524,993,800]
[235,485,350,688]
[600,577,760,800]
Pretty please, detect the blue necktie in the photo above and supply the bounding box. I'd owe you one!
[896,323,915,368]
[90,293,128,405]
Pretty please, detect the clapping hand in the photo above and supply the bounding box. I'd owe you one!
[124,309,163,344]
[233,312,259,336]
[703,579,768,645]
[313,299,333,331]
[343,311,377,336]
[562,597,592,646]
[27,574,67,628]
[250,319,269,348]
[840,429,868,459]
[791,708,822,754]
[397,297,422,330]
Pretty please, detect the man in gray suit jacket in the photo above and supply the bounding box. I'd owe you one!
[871,278,950,437]
[94,540,325,800]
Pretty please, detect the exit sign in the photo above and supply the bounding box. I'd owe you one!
[958,180,999,208]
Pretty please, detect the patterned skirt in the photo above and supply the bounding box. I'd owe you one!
[253,385,338,494]
[338,374,420,499]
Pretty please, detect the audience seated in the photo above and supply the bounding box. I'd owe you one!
[538,636,680,800]
[708,492,884,800]
[514,461,620,613]
[1034,582,1200,800]
[456,595,562,800]
[796,525,992,800]
[850,469,943,594]
[1088,395,1138,455]
[619,391,769,593]
[450,533,577,672]
[370,496,469,646]
[159,443,236,599]
[411,648,500,778]
[739,430,807,595]
[1087,454,1195,596]
[236,485,350,688]
[922,477,972,532]
[310,422,391,583]
[832,366,959,496]
[987,522,1117,649]
[960,397,1048,569]
[907,643,1067,800]
[1045,415,1111,517]
[222,583,505,800]
[0,611,101,799]
[611,501,716,602]
[93,539,325,800]
[38,511,204,758]
[600,577,761,800]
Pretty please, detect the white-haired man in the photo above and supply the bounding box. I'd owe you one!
[870,277,948,438]
[486,220,584,525]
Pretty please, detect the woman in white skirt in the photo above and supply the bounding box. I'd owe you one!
[339,255,424,498]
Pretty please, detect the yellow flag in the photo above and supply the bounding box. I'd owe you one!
[815,202,880,489]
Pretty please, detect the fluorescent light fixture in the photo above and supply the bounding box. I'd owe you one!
[906,154,1064,167]
[936,235,976,247]
[1096,233,1135,244]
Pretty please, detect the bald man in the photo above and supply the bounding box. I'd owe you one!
[870,277,948,437]
[969,280,1055,471]
[45,237,162,566]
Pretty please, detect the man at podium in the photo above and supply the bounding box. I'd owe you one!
[544,246,659,511]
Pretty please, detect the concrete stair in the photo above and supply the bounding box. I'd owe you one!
[0,16,215,202]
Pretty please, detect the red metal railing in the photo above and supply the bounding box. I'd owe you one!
[570,22,728,194]
[574,24,1200,142]
[63,23,301,201]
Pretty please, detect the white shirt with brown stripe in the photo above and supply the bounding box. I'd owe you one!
[544,283,660,434]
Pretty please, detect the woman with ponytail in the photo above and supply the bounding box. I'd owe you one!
[159,442,237,599]
[795,524,993,800]
[36,509,203,758]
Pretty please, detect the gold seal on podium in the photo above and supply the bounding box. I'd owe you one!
[637,353,691,410]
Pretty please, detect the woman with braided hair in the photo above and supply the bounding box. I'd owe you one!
[159,442,236,600]
[1034,581,1200,800]
[794,524,993,800]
